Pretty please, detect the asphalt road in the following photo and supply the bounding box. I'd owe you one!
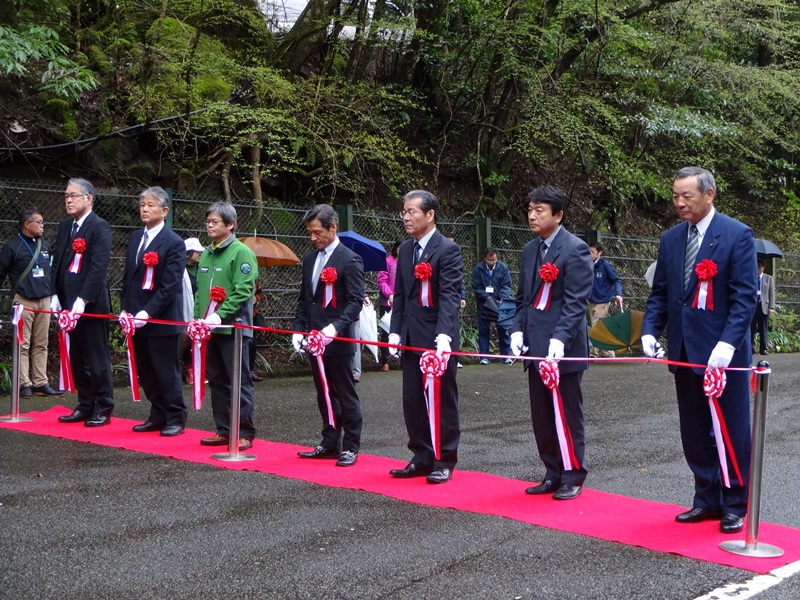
[1,352,799,600]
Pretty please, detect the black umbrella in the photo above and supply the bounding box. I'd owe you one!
[754,238,783,259]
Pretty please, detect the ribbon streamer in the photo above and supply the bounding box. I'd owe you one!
[118,312,141,402]
[11,303,24,345]
[420,350,447,460]
[307,330,335,428]
[187,319,211,410]
[539,360,578,471]
[703,368,743,488]
[533,282,553,311]
[57,310,77,394]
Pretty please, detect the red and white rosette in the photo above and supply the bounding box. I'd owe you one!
[205,286,226,317]
[693,259,717,310]
[703,368,743,488]
[420,350,447,460]
[539,359,578,471]
[68,238,86,274]
[11,302,24,345]
[308,329,336,427]
[415,262,433,307]
[320,267,338,308]
[141,251,159,290]
[187,319,212,410]
[118,312,141,402]
[57,310,77,394]
[533,263,559,311]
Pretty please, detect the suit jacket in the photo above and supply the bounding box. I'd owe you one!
[51,211,112,313]
[390,231,462,352]
[757,272,775,314]
[293,242,365,356]
[643,212,757,374]
[120,226,185,336]
[512,227,593,374]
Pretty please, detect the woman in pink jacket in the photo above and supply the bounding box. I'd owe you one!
[377,240,401,371]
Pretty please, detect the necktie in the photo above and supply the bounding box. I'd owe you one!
[539,240,548,264]
[136,231,148,264]
[70,221,79,240]
[414,242,422,264]
[684,225,699,289]
[312,250,326,293]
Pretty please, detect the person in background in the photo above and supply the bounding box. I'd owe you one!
[377,239,401,372]
[250,279,264,381]
[0,208,61,398]
[471,247,513,365]
[351,293,372,382]
[180,237,203,384]
[587,242,623,359]
[750,260,775,355]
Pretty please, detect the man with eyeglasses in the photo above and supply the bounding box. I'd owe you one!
[0,208,62,398]
[388,190,464,484]
[52,178,115,426]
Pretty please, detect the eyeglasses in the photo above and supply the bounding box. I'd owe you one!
[205,219,222,225]
[64,192,85,200]
[399,209,425,218]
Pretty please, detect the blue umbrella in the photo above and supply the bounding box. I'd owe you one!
[338,230,388,271]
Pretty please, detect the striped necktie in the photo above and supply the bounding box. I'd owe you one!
[684,225,699,289]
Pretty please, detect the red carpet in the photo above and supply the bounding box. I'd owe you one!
[3,405,799,574]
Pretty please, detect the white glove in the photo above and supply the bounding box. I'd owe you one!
[71,297,86,319]
[291,333,305,353]
[510,332,524,357]
[321,323,336,345]
[388,333,401,358]
[203,312,222,328]
[133,310,149,329]
[708,341,735,369]
[547,338,565,362]
[641,334,665,359]
[50,295,62,313]
[435,334,451,357]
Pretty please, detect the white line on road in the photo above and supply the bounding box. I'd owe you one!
[694,559,800,600]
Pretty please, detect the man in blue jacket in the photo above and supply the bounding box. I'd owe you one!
[588,243,623,358]
[471,248,513,364]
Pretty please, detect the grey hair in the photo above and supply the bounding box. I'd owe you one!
[303,204,338,229]
[68,178,95,200]
[403,190,440,222]
[139,186,170,209]
[206,201,237,231]
[675,167,716,195]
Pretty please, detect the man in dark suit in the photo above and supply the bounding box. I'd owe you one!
[293,204,365,467]
[750,260,775,355]
[642,166,757,534]
[51,178,115,426]
[388,190,463,484]
[510,186,593,501]
[120,186,187,436]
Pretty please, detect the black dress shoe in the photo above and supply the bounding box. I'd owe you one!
[675,507,724,523]
[525,479,559,495]
[85,414,112,427]
[19,386,32,398]
[553,484,582,500]
[132,421,161,433]
[32,384,63,397]
[720,513,744,534]
[160,425,185,437]
[389,463,432,478]
[336,450,358,466]
[58,409,90,423]
[426,467,452,484]
[297,445,340,459]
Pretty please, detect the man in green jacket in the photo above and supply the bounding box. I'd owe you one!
[195,201,258,450]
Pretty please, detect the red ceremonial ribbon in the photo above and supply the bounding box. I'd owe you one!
[533,263,559,311]
[118,312,141,402]
[692,259,717,310]
[539,360,579,471]
[68,238,86,274]
[308,329,336,427]
[415,262,433,307]
[187,319,212,410]
[420,350,447,460]
[57,310,77,394]
[11,303,24,345]
[205,286,226,318]
[703,368,743,488]
[320,267,338,308]
[142,251,158,291]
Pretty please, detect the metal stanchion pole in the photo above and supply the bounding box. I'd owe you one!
[211,320,255,461]
[1,304,34,423]
[720,361,783,557]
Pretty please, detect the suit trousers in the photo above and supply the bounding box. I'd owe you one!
[133,334,187,427]
[750,308,769,354]
[70,316,114,416]
[206,333,256,441]
[15,295,50,387]
[527,367,587,486]
[674,355,751,516]
[401,351,460,469]
[310,353,362,452]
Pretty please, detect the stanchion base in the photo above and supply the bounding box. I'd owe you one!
[720,540,784,557]
[210,452,257,462]
[0,416,34,422]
